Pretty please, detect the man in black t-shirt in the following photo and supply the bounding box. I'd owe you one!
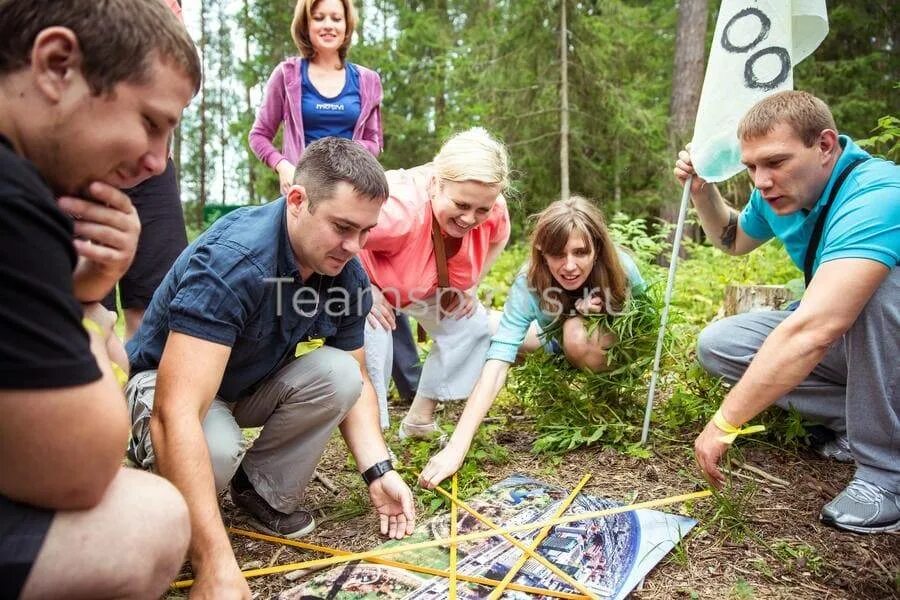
[0,2,201,598]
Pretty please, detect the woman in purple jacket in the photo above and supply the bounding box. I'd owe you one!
[249,0,383,196]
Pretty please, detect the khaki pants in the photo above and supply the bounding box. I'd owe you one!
[126,346,361,513]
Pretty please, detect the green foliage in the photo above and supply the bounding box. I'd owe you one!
[177,0,895,232]
[607,212,672,266]
[769,539,826,576]
[704,484,761,544]
[478,243,529,309]
[673,237,801,326]
[857,112,900,163]
[393,422,509,514]
[659,361,726,432]
[730,578,755,599]
[510,282,671,454]
[794,2,897,141]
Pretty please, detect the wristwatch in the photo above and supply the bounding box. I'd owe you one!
[361,459,394,485]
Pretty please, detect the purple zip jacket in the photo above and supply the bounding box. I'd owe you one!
[249,57,384,170]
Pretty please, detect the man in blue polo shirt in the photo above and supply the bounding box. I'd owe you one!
[126,137,416,598]
[674,91,899,534]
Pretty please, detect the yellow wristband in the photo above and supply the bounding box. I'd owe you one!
[82,317,103,336]
[712,408,765,445]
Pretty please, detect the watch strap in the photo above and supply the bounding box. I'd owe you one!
[361,459,394,485]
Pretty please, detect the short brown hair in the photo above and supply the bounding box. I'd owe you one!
[291,0,357,64]
[0,0,201,96]
[294,137,388,210]
[737,91,836,147]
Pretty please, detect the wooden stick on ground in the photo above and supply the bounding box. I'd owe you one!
[449,474,458,599]
[312,470,339,493]
[737,463,790,487]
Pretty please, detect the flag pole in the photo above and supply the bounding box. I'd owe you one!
[640,177,692,445]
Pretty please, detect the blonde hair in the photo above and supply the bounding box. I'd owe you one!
[738,90,836,147]
[527,196,629,315]
[432,127,510,191]
[291,0,357,64]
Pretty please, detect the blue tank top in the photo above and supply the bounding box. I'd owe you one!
[300,60,361,145]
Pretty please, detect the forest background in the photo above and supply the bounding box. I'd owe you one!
[176,0,897,234]
[162,3,900,596]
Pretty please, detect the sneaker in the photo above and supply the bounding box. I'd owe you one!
[398,419,447,446]
[820,478,900,534]
[229,469,315,539]
[814,433,854,463]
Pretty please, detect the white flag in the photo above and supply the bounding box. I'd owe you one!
[690,0,828,182]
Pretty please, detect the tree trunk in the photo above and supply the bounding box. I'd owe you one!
[243,0,257,205]
[197,0,207,229]
[174,124,182,188]
[660,0,708,257]
[218,4,227,207]
[669,0,708,148]
[172,0,183,194]
[613,137,621,208]
[433,0,449,132]
[559,0,569,202]
[723,285,793,317]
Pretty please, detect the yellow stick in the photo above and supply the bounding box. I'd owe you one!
[487,474,591,600]
[175,527,589,599]
[449,473,458,599]
[173,489,710,590]
[427,476,596,599]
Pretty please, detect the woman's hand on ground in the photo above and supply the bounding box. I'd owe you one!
[418,444,467,490]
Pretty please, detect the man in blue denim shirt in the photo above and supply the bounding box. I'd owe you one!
[125,138,416,598]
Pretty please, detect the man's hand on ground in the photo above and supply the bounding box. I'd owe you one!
[188,557,251,600]
[694,419,729,489]
[368,470,415,539]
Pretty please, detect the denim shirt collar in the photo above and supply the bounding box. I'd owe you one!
[275,197,302,281]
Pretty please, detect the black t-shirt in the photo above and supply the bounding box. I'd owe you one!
[0,135,101,388]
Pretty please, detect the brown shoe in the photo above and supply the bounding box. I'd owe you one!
[229,469,315,539]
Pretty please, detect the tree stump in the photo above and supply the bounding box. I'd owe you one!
[723,284,793,316]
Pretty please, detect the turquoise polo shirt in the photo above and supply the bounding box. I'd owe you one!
[486,249,645,364]
[739,136,900,277]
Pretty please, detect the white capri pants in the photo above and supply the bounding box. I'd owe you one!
[364,295,493,429]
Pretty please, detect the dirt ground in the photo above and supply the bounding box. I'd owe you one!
[166,402,900,599]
